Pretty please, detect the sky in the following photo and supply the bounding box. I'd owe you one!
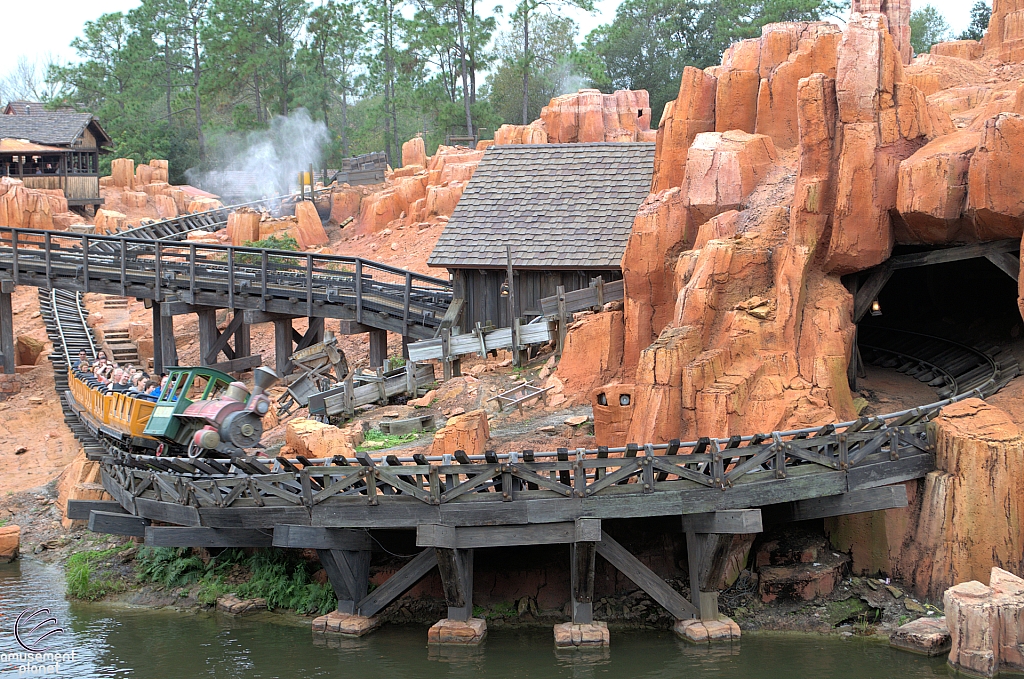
[2,0,975,86]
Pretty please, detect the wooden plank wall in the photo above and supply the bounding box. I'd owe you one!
[453,268,621,330]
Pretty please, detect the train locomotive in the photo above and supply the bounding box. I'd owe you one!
[67,364,280,459]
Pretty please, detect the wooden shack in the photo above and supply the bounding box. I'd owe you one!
[428,142,654,329]
[0,108,112,211]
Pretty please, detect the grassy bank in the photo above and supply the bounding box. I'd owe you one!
[65,543,337,616]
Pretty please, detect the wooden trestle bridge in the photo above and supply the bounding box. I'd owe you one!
[7,202,1020,635]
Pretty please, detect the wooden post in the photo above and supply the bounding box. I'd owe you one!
[685,531,720,621]
[0,283,13,374]
[234,315,251,362]
[197,308,218,367]
[506,245,521,368]
[556,285,567,357]
[317,549,371,615]
[441,328,452,381]
[369,329,388,368]
[571,541,597,624]
[158,311,177,372]
[435,548,474,622]
[274,318,293,376]
[152,301,164,374]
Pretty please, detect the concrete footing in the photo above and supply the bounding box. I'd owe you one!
[889,616,950,656]
[428,618,487,645]
[673,616,741,643]
[312,611,380,637]
[553,621,610,648]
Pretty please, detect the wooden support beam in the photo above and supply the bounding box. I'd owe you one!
[273,317,293,376]
[159,300,208,316]
[681,509,763,534]
[153,304,177,371]
[685,531,720,621]
[356,548,438,618]
[197,307,218,367]
[337,320,375,335]
[571,540,597,624]
[88,510,149,537]
[144,526,273,547]
[273,525,373,550]
[987,252,1020,282]
[0,288,13,374]
[207,355,262,374]
[887,239,1019,270]
[67,499,126,520]
[416,519,600,549]
[318,549,371,615]
[234,314,251,359]
[762,485,909,524]
[596,531,697,620]
[244,309,300,325]
[369,328,388,368]
[436,547,474,622]
[853,263,894,323]
[202,310,245,365]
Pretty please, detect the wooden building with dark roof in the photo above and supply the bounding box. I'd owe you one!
[428,142,654,329]
[0,108,112,210]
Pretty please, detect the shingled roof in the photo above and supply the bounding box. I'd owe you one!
[428,142,654,270]
[0,111,111,148]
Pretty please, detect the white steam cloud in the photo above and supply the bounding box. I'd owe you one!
[186,109,330,202]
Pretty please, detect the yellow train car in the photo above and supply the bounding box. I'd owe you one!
[66,369,158,449]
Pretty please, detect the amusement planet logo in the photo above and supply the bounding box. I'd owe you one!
[1,607,76,676]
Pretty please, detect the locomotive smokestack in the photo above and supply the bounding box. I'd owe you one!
[250,366,279,399]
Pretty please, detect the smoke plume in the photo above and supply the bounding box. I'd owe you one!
[186,109,329,202]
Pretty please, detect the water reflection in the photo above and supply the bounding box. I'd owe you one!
[1,559,953,679]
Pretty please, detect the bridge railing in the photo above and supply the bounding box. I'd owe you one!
[0,227,452,336]
[103,403,943,511]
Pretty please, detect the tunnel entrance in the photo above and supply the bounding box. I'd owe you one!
[847,244,1023,409]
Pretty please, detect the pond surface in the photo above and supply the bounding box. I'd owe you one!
[1,558,952,678]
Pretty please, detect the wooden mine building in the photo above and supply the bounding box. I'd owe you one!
[428,142,654,329]
[0,103,112,211]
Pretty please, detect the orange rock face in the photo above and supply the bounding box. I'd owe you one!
[684,131,778,224]
[227,209,262,246]
[983,0,1024,61]
[329,186,363,224]
[110,158,135,188]
[402,136,427,168]
[294,200,329,249]
[0,177,63,230]
[494,123,548,145]
[966,113,1024,240]
[285,418,362,458]
[825,12,934,274]
[896,129,981,243]
[93,209,128,234]
[620,188,693,372]
[556,311,625,399]
[0,525,19,563]
[652,68,718,192]
[945,568,1024,677]
[931,39,984,60]
[431,409,490,457]
[56,451,111,529]
[540,89,652,144]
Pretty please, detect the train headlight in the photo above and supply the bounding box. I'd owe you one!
[254,398,269,415]
[193,428,221,450]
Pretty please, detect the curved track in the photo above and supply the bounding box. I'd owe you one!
[859,326,1019,399]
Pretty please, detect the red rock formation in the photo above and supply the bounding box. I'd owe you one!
[945,568,1024,677]
[683,131,778,224]
[431,410,490,457]
[540,89,652,144]
[494,123,548,145]
[651,68,718,192]
[329,186,363,224]
[931,39,984,60]
[825,12,934,273]
[402,136,427,168]
[294,200,329,249]
[227,209,262,246]
[983,0,1024,61]
[966,113,1024,240]
[851,0,911,63]
[620,188,693,372]
[896,129,981,243]
[556,310,625,398]
[827,399,1024,600]
[0,525,19,563]
[111,158,134,188]
[93,209,128,234]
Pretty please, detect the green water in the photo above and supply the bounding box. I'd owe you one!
[1,559,951,678]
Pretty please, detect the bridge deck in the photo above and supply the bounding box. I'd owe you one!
[0,227,452,340]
